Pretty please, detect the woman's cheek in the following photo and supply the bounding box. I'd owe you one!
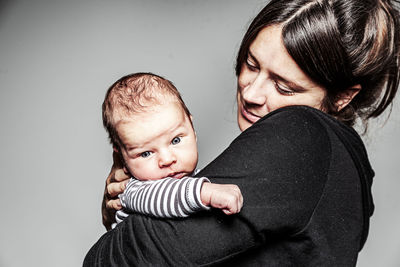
[240,65,258,87]
[238,71,248,91]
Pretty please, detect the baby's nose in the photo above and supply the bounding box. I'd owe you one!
[158,150,177,168]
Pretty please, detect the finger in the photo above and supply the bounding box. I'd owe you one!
[224,210,232,215]
[232,195,241,214]
[107,180,127,197]
[234,201,240,214]
[234,187,243,212]
[114,169,130,182]
[106,169,115,185]
[223,209,232,215]
[106,198,122,210]
[123,166,131,175]
[238,193,243,211]
[226,199,239,215]
[106,152,125,184]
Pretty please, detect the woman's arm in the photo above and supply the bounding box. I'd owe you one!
[85,106,332,266]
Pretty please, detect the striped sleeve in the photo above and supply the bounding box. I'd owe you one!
[117,177,211,221]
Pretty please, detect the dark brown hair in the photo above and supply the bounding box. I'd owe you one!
[236,0,400,127]
[102,72,191,148]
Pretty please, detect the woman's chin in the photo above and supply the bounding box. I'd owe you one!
[237,116,253,132]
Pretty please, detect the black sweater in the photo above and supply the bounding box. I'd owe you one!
[84,106,374,266]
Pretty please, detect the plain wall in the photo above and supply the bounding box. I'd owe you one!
[0,1,399,266]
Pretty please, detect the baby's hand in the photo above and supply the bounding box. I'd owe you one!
[200,182,243,215]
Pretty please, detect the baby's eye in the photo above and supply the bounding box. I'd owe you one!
[141,151,152,158]
[171,136,181,145]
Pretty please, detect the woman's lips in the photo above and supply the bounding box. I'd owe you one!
[241,104,261,124]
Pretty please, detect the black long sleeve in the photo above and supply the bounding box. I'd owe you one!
[84,106,373,266]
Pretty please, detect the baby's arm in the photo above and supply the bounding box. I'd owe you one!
[118,177,210,221]
[116,177,242,223]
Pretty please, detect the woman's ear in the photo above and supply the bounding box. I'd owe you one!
[335,84,361,111]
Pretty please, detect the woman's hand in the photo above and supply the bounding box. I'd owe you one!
[102,151,130,230]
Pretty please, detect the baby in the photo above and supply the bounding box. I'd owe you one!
[102,72,243,225]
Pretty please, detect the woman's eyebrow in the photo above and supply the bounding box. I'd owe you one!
[248,49,308,92]
[247,50,258,64]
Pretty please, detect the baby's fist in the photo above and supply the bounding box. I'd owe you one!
[201,182,243,215]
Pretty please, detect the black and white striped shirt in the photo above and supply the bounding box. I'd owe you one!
[115,176,210,225]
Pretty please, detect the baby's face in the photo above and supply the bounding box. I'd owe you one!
[116,101,198,181]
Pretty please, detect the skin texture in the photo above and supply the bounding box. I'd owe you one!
[115,102,198,181]
[237,25,327,131]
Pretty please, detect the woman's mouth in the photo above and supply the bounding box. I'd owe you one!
[241,104,261,124]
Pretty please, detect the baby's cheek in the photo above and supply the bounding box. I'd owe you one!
[186,150,198,170]
[128,160,156,181]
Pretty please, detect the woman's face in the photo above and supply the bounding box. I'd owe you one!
[237,25,327,131]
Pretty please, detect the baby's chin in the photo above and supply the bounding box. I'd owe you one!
[135,171,187,181]
[168,172,187,179]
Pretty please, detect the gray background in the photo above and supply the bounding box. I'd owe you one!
[0,0,399,266]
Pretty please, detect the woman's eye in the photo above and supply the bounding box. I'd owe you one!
[140,151,152,158]
[245,58,258,71]
[171,136,181,145]
[274,81,295,95]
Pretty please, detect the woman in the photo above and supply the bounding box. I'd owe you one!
[85,0,400,265]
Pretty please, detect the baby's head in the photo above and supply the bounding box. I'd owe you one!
[102,72,198,181]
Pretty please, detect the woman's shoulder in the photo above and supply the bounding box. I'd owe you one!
[259,105,333,127]
[230,106,333,171]
[250,105,360,144]
[259,106,368,161]
[239,105,333,147]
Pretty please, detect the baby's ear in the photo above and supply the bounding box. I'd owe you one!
[113,146,119,153]
[335,84,361,111]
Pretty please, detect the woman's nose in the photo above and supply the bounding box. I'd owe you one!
[242,75,267,106]
[158,149,177,168]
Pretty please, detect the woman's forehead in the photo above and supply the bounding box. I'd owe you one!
[249,25,324,92]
